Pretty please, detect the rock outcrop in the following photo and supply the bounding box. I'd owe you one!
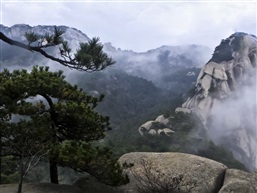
[3,153,256,193]
[182,32,257,122]
[138,115,174,136]
[118,152,227,193]
[180,32,257,171]
[218,169,257,193]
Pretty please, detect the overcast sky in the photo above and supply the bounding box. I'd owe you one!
[1,0,256,52]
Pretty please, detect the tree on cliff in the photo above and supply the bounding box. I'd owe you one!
[0,26,115,71]
[0,66,128,189]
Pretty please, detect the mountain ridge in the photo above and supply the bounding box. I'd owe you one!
[0,24,211,91]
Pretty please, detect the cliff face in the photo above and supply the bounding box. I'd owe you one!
[182,32,257,171]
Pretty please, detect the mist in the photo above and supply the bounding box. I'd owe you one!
[3,24,256,172]
[207,70,257,171]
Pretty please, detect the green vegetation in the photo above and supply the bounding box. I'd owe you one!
[0,26,248,191]
[0,66,128,188]
[104,112,247,171]
[0,26,129,193]
[0,156,19,184]
[71,69,247,171]
[0,61,246,188]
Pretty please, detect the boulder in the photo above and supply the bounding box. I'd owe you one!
[118,152,227,193]
[155,115,173,125]
[157,128,174,136]
[148,129,157,135]
[218,169,257,193]
[138,120,156,135]
[175,107,191,114]
[138,115,174,136]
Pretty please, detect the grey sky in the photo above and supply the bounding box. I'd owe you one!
[1,0,256,52]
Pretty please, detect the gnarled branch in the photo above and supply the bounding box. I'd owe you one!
[0,27,115,71]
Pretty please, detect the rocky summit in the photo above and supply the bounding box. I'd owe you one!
[180,32,257,171]
[182,32,256,122]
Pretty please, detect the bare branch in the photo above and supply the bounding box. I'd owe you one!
[132,159,196,193]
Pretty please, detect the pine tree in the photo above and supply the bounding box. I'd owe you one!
[0,66,128,188]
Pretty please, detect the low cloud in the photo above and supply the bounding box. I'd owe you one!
[2,1,256,52]
[207,71,257,171]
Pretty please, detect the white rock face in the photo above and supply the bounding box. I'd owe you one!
[175,107,191,114]
[157,128,174,136]
[182,32,257,171]
[138,115,174,136]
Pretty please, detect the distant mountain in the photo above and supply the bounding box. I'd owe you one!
[0,24,211,92]
[73,69,175,126]
[0,24,89,68]
[103,42,212,89]
[0,24,211,141]
[0,24,89,45]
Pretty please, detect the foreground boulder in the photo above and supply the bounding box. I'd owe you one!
[218,169,257,193]
[118,152,227,193]
[7,153,254,193]
[11,153,254,193]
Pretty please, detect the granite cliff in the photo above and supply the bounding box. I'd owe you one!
[180,32,257,171]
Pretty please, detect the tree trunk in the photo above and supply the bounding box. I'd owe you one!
[50,160,58,184]
[41,94,59,184]
[0,131,2,184]
[0,156,2,185]
[17,178,24,193]
[17,156,24,193]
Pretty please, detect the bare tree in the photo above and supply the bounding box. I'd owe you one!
[2,120,52,193]
[17,146,50,193]
[131,159,197,193]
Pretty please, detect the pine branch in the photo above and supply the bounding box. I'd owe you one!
[0,27,115,71]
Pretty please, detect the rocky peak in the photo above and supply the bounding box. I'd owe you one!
[182,32,256,120]
[0,24,90,47]
[181,32,257,171]
[103,42,117,52]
